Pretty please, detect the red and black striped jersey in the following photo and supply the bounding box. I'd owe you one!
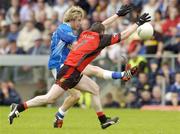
[64,30,121,72]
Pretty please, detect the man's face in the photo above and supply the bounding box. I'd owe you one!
[71,16,82,30]
[138,73,147,84]
[175,73,180,84]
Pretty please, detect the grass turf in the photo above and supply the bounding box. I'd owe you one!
[1,107,180,134]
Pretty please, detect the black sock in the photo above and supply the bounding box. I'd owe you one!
[98,115,107,124]
[17,104,26,113]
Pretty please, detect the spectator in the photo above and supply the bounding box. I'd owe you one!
[28,34,47,82]
[164,35,180,54]
[128,54,147,72]
[1,40,25,81]
[34,10,46,32]
[157,0,179,18]
[19,0,36,23]
[153,10,163,34]
[0,10,5,25]
[0,38,9,55]
[175,53,180,72]
[0,20,9,38]
[67,0,76,7]
[96,0,108,14]
[143,31,164,58]
[33,79,47,97]
[148,58,159,86]
[161,7,179,38]
[106,0,121,18]
[139,90,152,106]
[155,73,168,90]
[136,72,152,103]
[90,11,100,24]
[141,0,159,20]
[34,0,52,22]
[51,11,59,25]
[0,81,21,105]
[78,18,90,35]
[158,61,175,85]
[126,90,141,108]
[17,20,41,52]
[104,92,120,108]
[151,85,162,105]
[96,0,108,22]
[41,34,51,55]
[53,0,69,22]
[167,72,180,106]
[27,34,46,55]
[43,19,53,35]
[11,11,21,25]
[8,40,25,54]
[7,22,19,42]
[49,22,57,34]
[86,0,98,19]
[6,0,20,24]
[136,72,152,93]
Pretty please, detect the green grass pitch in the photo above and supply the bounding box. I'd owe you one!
[1,107,180,134]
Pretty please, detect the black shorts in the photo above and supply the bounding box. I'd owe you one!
[55,65,83,90]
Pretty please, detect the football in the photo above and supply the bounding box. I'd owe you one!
[137,23,154,40]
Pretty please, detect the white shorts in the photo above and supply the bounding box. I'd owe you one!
[51,64,64,79]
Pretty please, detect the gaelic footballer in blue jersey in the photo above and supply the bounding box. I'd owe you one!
[48,23,77,72]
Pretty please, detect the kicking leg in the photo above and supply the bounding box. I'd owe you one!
[83,64,138,81]
[8,84,65,125]
[83,64,123,79]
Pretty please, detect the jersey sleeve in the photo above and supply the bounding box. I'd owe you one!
[99,33,121,48]
[110,33,121,45]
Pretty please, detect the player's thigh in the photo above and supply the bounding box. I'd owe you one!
[82,64,103,77]
[67,88,81,98]
[46,84,65,101]
[74,75,99,95]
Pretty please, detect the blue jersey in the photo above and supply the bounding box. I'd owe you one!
[48,23,77,71]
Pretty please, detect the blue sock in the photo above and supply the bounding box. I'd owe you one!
[112,72,123,79]
[56,112,64,120]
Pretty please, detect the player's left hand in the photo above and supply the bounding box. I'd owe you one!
[116,4,134,17]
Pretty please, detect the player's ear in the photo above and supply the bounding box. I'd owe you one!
[90,22,105,34]
[101,30,105,34]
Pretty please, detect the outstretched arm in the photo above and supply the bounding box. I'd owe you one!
[121,13,151,40]
[102,4,133,27]
[120,23,138,40]
[99,13,151,48]
[101,14,119,27]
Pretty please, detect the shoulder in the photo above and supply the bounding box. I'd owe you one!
[58,23,73,32]
[57,24,75,36]
[170,84,178,92]
[171,84,176,89]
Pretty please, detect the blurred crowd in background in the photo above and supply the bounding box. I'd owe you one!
[0,0,180,108]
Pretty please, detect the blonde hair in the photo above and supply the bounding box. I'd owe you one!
[63,6,85,22]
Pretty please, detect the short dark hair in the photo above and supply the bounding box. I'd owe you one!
[175,71,180,75]
[89,22,105,34]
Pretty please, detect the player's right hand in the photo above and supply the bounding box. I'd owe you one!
[136,13,151,26]
[116,4,134,17]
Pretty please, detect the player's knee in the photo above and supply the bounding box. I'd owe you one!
[70,91,81,101]
[91,66,101,74]
[93,85,100,96]
[46,95,56,104]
